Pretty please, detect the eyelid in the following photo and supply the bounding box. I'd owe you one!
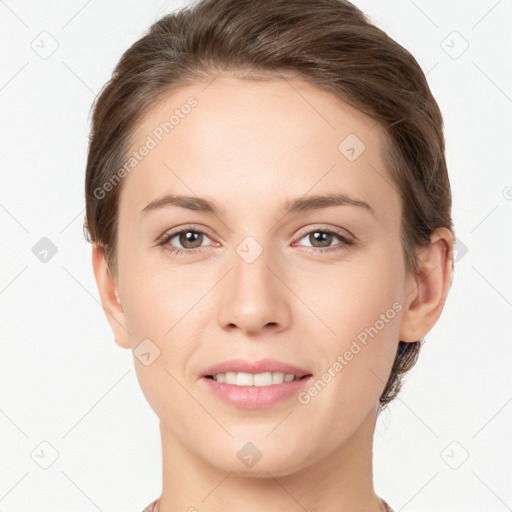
[159,223,217,243]
[294,224,356,244]
[159,223,357,254]
[160,223,353,242]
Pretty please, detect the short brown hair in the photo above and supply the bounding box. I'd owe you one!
[84,0,454,412]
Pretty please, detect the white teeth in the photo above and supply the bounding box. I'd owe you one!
[254,372,273,386]
[272,371,285,384]
[211,371,300,386]
[236,372,254,386]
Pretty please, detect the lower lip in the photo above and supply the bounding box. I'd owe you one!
[200,376,313,409]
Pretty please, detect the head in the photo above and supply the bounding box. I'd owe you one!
[85,0,454,475]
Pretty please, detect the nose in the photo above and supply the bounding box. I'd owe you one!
[217,243,291,336]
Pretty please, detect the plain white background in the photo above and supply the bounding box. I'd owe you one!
[0,0,511,510]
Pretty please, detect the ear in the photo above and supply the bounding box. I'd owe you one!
[399,227,454,342]
[91,243,131,349]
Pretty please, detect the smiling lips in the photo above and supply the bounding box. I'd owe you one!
[201,358,313,409]
[209,371,302,386]
[202,357,311,382]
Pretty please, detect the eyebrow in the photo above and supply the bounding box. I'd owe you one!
[140,192,375,218]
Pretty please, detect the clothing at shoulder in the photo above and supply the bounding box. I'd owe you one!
[382,499,395,512]
[141,498,157,512]
[142,498,393,512]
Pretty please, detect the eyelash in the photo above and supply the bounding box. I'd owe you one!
[158,224,357,257]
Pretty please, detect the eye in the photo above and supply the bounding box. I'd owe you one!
[293,226,356,253]
[158,224,356,257]
[158,225,217,256]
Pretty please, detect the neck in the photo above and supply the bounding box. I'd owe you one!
[156,405,384,512]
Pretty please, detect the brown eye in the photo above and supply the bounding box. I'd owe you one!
[176,230,204,249]
[294,226,356,254]
[159,226,214,256]
[308,231,334,248]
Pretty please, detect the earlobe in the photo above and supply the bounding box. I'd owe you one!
[91,243,131,349]
[399,227,454,343]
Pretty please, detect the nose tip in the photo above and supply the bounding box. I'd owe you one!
[224,305,281,335]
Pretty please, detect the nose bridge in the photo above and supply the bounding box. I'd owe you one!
[233,235,273,290]
[217,234,290,333]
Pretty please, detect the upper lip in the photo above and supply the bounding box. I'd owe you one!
[201,358,312,378]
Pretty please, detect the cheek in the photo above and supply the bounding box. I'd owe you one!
[307,251,404,331]
[300,265,403,428]
[118,259,204,419]
[117,242,183,325]
[306,250,405,380]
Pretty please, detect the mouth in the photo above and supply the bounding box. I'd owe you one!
[199,358,313,408]
[200,358,312,385]
[204,371,312,386]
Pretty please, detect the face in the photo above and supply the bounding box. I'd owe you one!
[104,74,418,476]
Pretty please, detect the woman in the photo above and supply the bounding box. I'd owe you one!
[84,0,454,510]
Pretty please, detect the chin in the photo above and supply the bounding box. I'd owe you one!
[202,443,310,478]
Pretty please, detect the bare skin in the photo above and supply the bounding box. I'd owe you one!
[92,73,453,512]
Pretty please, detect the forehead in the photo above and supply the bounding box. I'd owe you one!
[120,74,400,223]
